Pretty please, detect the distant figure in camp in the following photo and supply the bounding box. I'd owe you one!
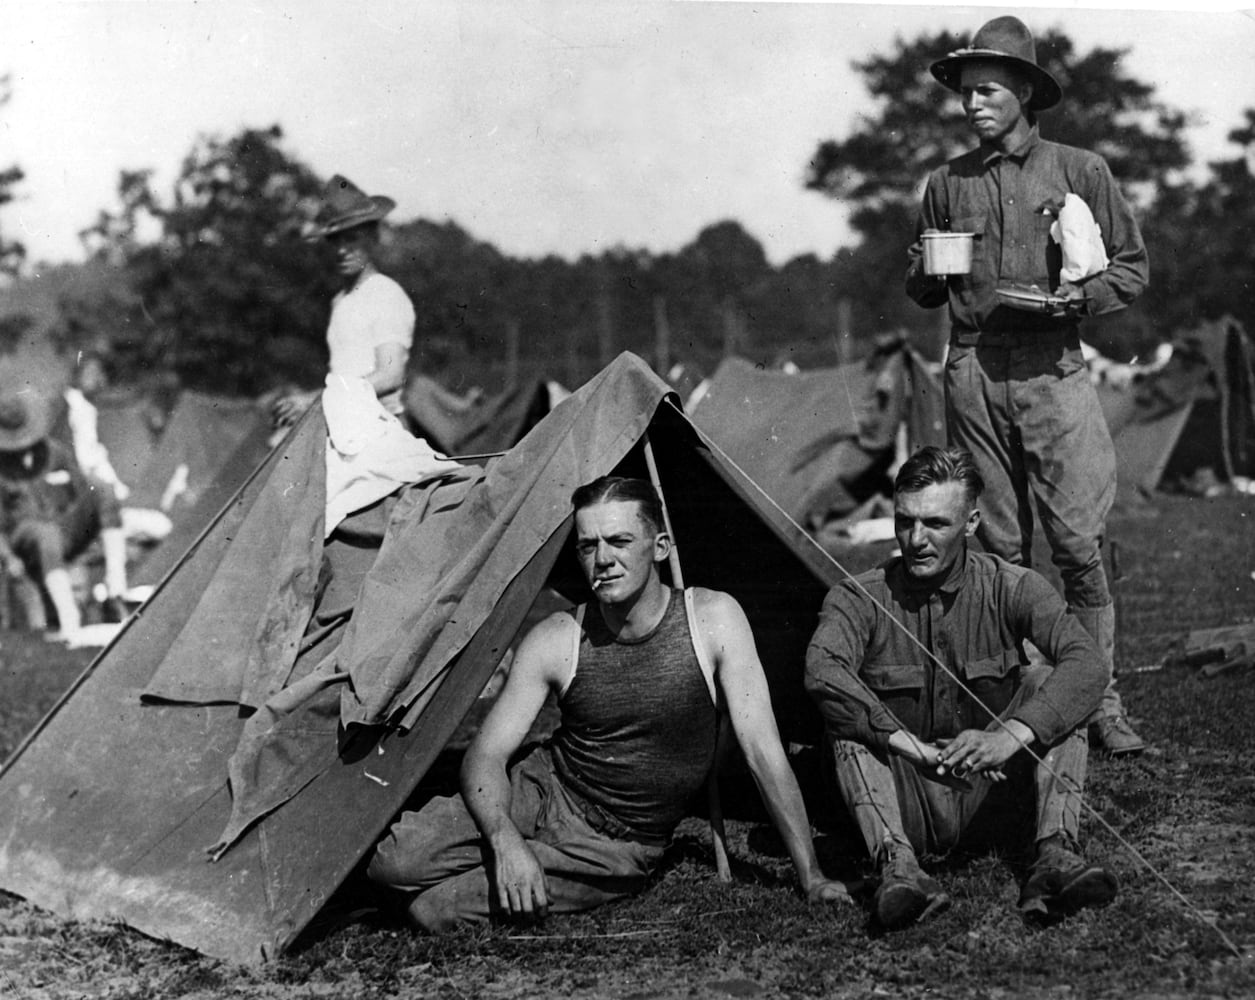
[368,475,851,930]
[0,393,134,641]
[905,16,1150,756]
[272,174,414,427]
[806,447,1116,931]
[64,351,131,502]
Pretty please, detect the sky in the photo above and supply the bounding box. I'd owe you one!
[4,1,1255,268]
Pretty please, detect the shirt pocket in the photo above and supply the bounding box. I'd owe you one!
[861,662,926,694]
[964,652,1021,719]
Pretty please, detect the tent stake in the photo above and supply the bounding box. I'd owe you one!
[642,432,733,883]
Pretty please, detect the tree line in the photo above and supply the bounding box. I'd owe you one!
[3,29,1253,399]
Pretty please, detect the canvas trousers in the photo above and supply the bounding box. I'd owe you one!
[946,332,1128,720]
[831,663,1089,858]
[944,333,1114,610]
[367,745,665,932]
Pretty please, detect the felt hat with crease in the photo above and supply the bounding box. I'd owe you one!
[310,175,396,239]
[930,15,1062,112]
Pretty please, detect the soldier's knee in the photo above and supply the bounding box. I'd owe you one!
[405,891,461,934]
[19,522,64,576]
[366,837,411,889]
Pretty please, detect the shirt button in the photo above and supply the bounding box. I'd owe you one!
[1007,197,1015,205]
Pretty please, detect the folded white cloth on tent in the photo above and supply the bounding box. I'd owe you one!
[323,374,465,537]
[1050,193,1109,283]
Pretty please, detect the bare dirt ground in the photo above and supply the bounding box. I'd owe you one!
[2,492,1255,999]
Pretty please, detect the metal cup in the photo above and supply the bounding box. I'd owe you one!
[922,232,975,275]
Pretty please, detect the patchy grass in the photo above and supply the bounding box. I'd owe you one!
[2,494,1255,998]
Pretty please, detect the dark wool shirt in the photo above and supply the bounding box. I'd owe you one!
[551,590,718,842]
[804,549,1105,752]
[905,126,1148,333]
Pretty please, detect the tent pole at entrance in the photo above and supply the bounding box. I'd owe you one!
[642,432,733,883]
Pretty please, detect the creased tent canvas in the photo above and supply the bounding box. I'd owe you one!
[0,353,839,965]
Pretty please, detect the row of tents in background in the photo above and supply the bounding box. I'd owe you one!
[11,312,1253,608]
[684,315,1255,535]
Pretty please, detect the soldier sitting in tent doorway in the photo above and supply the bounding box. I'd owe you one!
[0,389,134,642]
[272,175,414,429]
[806,447,1116,931]
[368,475,851,930]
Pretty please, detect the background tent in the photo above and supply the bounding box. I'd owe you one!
[130,418,280,587]
[126,390,271,516]
[403,376,560,456]
[688,338,946,530]
[0,353,839,965]
[92,387,166,492]
[1097,316,1255,498]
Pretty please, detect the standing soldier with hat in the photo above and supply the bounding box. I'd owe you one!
[905,15,1150,755]
[273,175,415,427]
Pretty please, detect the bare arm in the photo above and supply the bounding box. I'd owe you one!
[366,341,409,398]
[698,590,851,905]
[460,612,573,920]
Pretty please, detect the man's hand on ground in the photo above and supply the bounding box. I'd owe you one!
[490,830,550,921]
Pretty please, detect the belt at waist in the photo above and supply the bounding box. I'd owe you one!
[951,326,1080,349]
[560,780,671,848]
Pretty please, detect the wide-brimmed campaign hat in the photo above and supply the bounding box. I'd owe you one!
[310,175,396,239]
[929,15,1062,112]
[0,393,53,452]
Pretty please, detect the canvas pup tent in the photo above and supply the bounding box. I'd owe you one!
[0,353,842,964]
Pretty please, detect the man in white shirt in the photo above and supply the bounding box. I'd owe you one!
[274,175,415,425]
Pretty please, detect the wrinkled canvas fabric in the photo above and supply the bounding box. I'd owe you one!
[141,410,327,708]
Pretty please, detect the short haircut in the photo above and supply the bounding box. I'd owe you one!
[571,476,665,534]
[894,446,985,506]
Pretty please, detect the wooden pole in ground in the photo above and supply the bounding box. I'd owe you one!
[642,432,732,882]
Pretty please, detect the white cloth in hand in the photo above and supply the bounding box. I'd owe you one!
[323,374,464,537]
[1050,193,1109,283]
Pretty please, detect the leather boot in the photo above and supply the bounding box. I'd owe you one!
[872,837,950,931]
[1019,834,1117,925]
